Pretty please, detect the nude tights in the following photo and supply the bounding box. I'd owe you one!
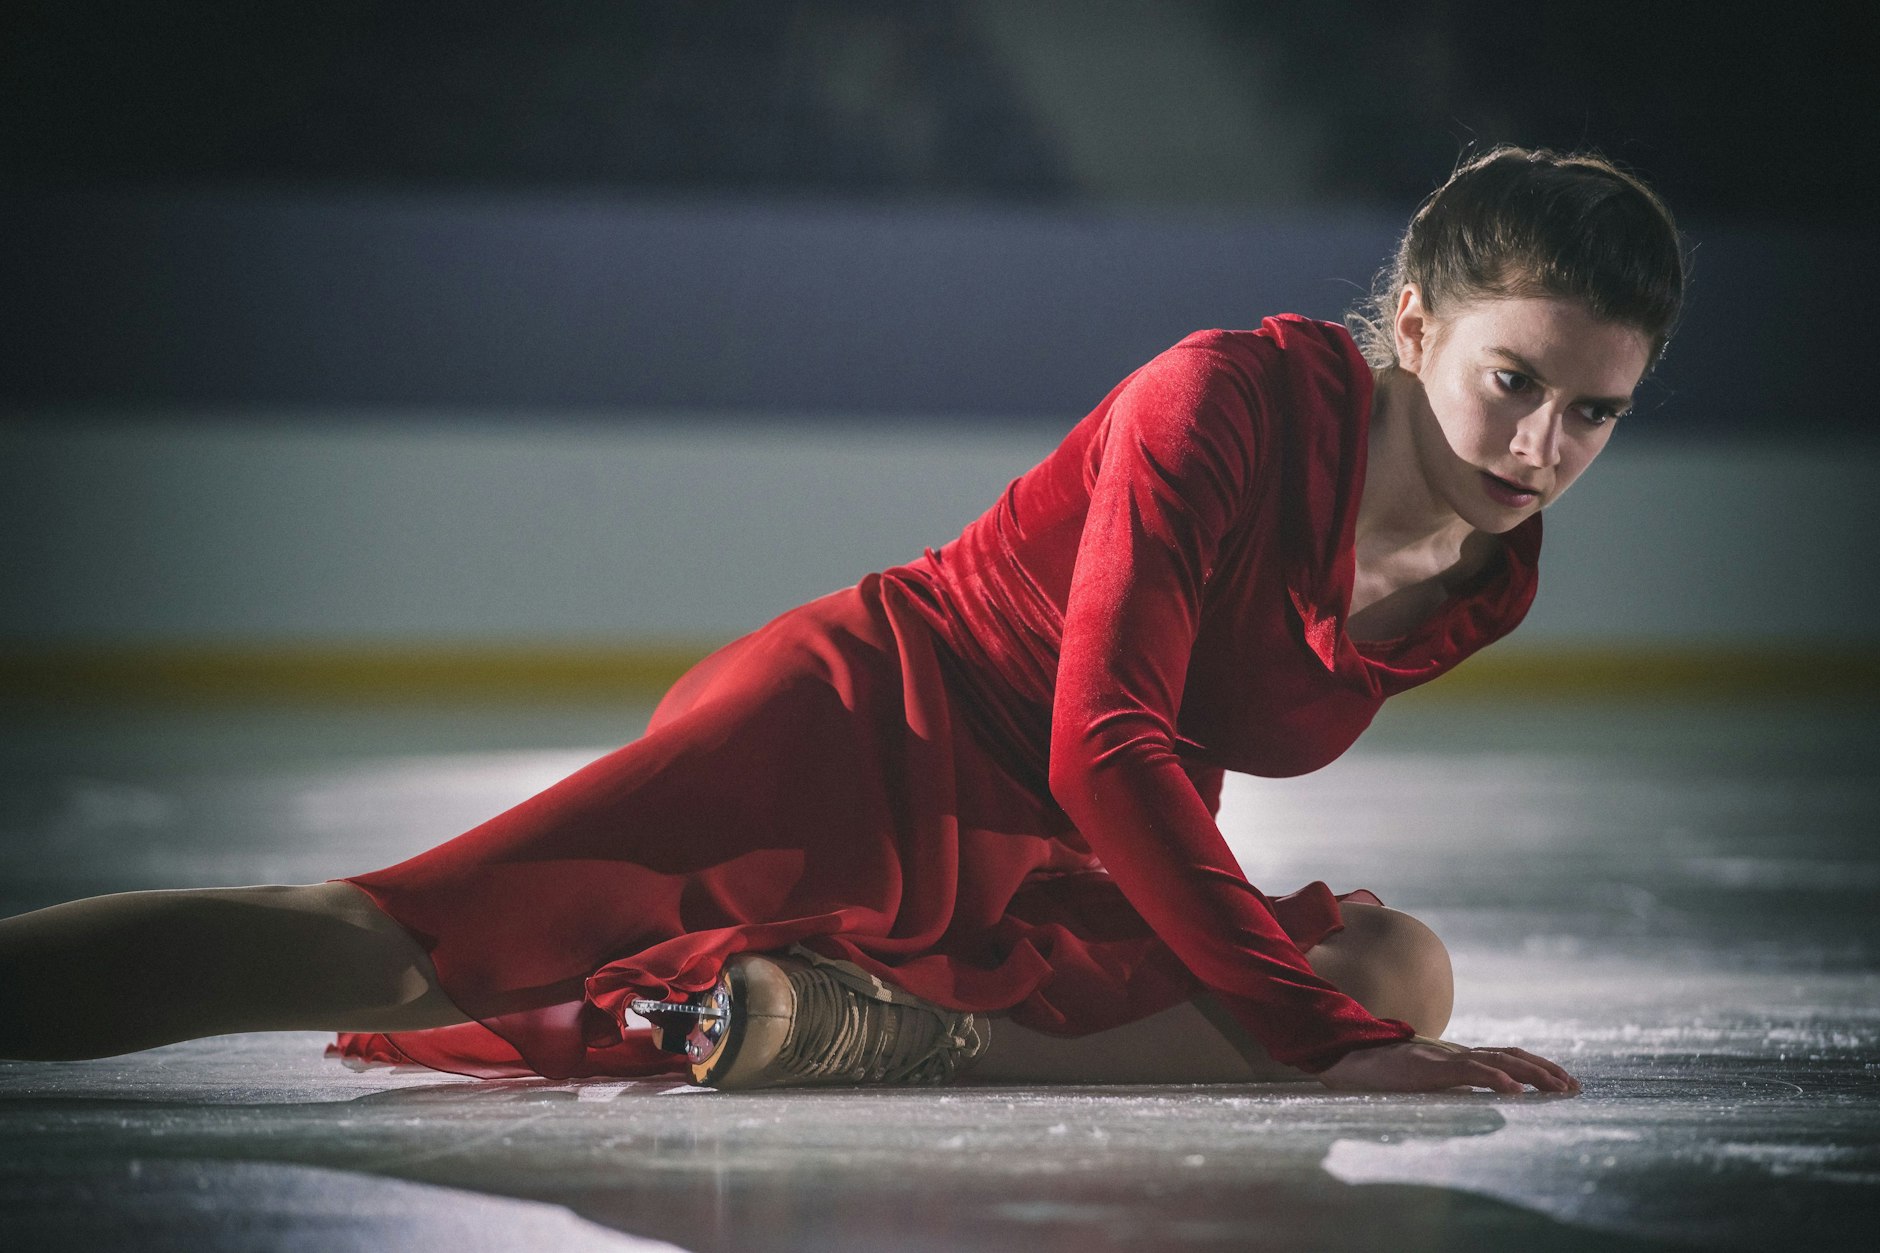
[0,885,1448,1079]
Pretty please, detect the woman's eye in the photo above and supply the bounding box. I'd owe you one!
[1492,369,1532,394]
[1574,403,1619,427]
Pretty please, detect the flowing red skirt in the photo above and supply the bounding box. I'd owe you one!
[328,574,1367,1079]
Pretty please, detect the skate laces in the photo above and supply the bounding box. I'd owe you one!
[773,947,989,1085]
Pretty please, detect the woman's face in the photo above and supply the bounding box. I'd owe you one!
[1392,287,1653,534]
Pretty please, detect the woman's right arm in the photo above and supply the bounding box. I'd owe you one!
[1046,342,1414,1075]
[1046,340,1577,1092]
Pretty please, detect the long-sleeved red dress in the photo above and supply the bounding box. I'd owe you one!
[328,315,1541,1080]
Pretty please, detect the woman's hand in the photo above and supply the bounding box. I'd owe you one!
[1317,1036,1581,1095]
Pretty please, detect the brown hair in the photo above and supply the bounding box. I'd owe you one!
[1348,146,1687,371]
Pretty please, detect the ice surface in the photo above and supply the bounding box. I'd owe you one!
[1,1157,689,1252]
[1,699,1876,1250]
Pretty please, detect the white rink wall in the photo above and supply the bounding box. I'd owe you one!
[3,412,1873,649]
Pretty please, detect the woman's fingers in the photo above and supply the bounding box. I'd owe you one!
[1317,1039,1582,1095]
[1438,1057,1516,1094]
[1413,1038,1578,1092]
[1492,1046,1579,1090]
[1410,1042,1572,1094]
[1452,1048,1569,1093]
[1477,1045,1581,1093]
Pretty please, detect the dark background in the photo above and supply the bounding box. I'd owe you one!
[4,0,1874,435]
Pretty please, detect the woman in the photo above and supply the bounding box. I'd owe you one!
[0,147,1682,1097]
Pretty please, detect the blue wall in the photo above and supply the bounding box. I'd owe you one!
[4,191,1871,436]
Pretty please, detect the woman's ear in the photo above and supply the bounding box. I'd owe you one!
[1392,285,1429,373]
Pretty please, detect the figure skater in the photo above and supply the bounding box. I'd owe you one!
[0,147,1684,1098]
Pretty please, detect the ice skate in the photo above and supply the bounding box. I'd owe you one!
[633,947,991,1090]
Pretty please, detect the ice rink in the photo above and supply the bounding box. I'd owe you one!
[2,693,1875,1251]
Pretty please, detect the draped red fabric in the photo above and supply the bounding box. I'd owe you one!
[330,316,1539,1079]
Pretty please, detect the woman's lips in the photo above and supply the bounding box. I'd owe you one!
[1480,470,1540,507]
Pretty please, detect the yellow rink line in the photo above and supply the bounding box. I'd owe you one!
[1,643,1875,707]
[0,645,709,707]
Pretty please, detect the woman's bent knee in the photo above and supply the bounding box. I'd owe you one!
[1310,903,1453,1037]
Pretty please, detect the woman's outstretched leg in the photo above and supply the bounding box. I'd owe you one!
[971,903,1453,1084]
[0,882,468,1060]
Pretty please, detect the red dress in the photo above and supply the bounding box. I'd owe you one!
[329,316,1541,1080]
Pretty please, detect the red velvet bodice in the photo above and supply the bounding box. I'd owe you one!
[887,315,1541,1069]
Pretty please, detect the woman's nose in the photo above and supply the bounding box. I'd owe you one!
[1510,408,1563,467]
